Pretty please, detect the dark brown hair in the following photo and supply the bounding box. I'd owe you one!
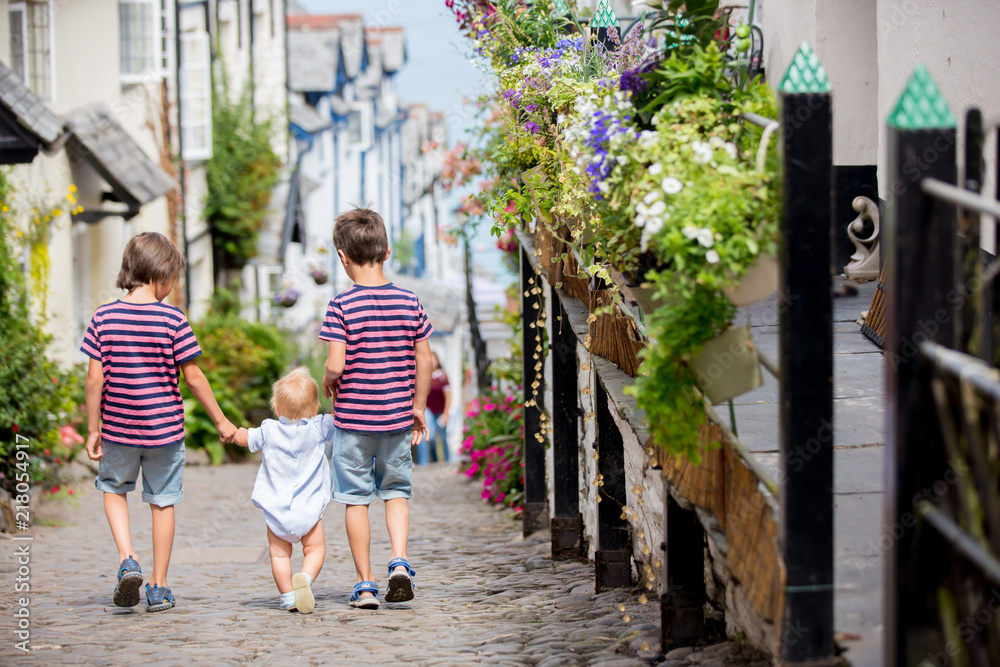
[116,232,185,291]
[333,208,389,266]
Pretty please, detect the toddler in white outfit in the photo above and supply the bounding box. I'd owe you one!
[230,367,334,612]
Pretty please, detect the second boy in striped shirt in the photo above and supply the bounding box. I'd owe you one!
[320,207,433,610]
[82,232,236,613]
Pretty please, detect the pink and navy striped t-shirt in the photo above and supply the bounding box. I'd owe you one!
[319,283,433,433]
[80,300,202,448]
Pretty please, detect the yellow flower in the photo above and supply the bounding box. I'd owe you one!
[52,208,62,217]
[1,205,7,212]
[67,194,76,204]
[69,184,77,193]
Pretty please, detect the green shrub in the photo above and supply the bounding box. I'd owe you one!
[181,315,292,464]
[0,169,86,494]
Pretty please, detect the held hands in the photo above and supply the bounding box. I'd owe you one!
[85,432,102,461]
[218,419,238,444]
[411,409,430,447]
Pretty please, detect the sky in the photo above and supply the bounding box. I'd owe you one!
[300,0,509,279]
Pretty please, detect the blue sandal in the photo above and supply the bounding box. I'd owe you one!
[349,581,380,609]
[385,557,415,603]
[145,584,175,612]
[113,555,143,608]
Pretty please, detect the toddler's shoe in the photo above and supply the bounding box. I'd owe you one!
[145,584,175,612]
[113,555,143,607]
[280,591,296,611]
[292,572,315,614]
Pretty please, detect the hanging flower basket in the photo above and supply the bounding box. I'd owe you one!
[724,253,779,307]
[311,269,329,285]
[274,289,300,308]
[689,324,763,404]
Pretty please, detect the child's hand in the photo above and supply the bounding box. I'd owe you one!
[85,432,102,460]
[411,409,429,447]
[218,419,237,444]
[322,372,338,400]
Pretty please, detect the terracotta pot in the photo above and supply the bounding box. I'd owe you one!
[689,324,763,404]
[724,253,779,307]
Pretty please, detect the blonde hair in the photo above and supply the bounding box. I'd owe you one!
[270,367,320,420]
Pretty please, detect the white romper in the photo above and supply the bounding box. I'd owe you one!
[248,415,334,543]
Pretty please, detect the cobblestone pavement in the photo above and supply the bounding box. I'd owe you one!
[1,463,768,666]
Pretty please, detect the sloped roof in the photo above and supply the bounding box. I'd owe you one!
[65,104,174,209]
[335,15,367,80]
[0,60,65,146]
[288,28,341,93]
[290,103,330,135]
[366,27,406,74]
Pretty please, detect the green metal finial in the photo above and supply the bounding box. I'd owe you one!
[779,42,831,94]
[887,65,956,129]
[553,0,571,15]
[591,0,619,28]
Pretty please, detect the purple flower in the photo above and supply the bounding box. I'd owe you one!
[525,121,540,134]
[619,69,648,94]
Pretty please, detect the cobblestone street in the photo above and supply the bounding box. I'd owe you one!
[0,463,688,666]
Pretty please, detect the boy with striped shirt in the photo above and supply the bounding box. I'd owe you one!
[320,208,433,609]
[81,232,236,612]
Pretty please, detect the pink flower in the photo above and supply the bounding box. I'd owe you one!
[481,489,491,500]
[466,463,480,476]
[496,493,506,503]
[505,395,515,403]
[60,425,84,446]
[484,402,496,411]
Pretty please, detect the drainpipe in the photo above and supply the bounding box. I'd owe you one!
[175,0,190,309]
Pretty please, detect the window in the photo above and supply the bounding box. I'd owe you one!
[346,103,372,152]
[119,1,172,84]
[179,30,212,161]
[120,0,156,81]
[9,1,54,101]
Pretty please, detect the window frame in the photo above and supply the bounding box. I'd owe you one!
[346,101,373,152]
[10,1,55,102]
[119,0,160,84]
[9,3,28,84]
[179,29,213,161]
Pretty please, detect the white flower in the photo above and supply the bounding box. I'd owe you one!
[682,225,714,247]
[708,136,723,148]
[706,249,720,264]
[645,216,664,235]
[661,177,683,194]
[723,142,738,160]
[648,200,667,216]
[691,140,712,164]
[648,162,663,176]
[643,190,661,205]
[639,130,658,148]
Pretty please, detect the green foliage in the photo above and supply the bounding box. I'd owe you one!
[204,66,282,274]
[393,228,416,273]
[0,169,86,493]
[641,0,723,54]
[180,315,291,464]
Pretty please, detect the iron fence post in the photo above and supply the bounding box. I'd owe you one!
[883,65,957,666]
[551,285,583,558]
[521,247,548,536]
[777,43,835,664]
[594,380,631,590]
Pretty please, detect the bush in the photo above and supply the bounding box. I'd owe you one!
[459,388,524,510]
[0,169,86,495]
[181,314,291,464]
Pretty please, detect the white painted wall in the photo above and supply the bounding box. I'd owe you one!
[875,0,1000,250]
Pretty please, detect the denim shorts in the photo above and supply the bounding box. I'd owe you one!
[95,442,185,507]
[331,428,412,505]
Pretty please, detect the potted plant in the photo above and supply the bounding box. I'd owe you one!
[273,288,300,308]
[311,268,329,285]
